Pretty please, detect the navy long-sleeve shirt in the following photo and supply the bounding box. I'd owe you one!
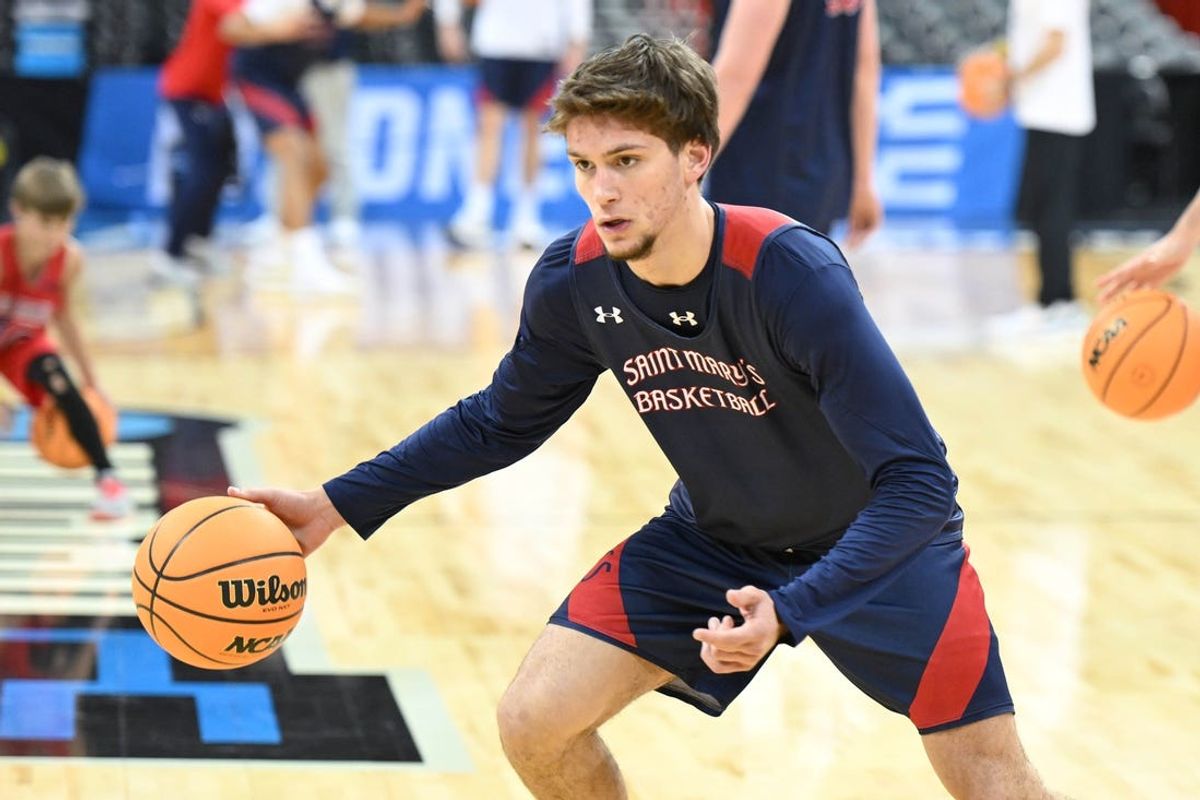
[325,204,961,639]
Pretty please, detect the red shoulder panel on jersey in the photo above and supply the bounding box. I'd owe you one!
[574,221,605,264]
[720,204,795,279]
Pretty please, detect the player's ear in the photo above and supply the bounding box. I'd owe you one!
[683,139,712,181]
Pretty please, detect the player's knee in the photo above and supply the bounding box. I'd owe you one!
[496,683,583,760]
[27,354,71,396]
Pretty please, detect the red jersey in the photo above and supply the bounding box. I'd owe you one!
[160,0,245,104]
[0,225,68,352]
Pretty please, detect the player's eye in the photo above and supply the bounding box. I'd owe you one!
[573,160,593,173]
[616,155,638,167]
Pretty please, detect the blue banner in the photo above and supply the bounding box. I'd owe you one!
[78,65,1022,231]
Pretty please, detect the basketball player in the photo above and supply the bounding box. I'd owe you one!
[435,0,592,250]
[1097,186,1200,304]
[0,159,131,520]
[706,0,882,246]
[230,36,1058,798]
[159,0,325,284]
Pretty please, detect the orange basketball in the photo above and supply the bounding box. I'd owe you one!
[131,496,306,670]
[1081,289,1200,419]
[958,48,1008,120]
[32,387,118,468]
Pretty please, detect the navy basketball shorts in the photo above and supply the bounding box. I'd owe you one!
[549,510,1014,734]
[235,79,315,135]
[477,58,557,111]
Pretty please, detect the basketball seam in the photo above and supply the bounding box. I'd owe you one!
[155,550,303,581]
[143,519,163,642]
[147,503,257,645]
[135,566,304,625]
[133,602,242,668]
[1132,301,1189,418]
[1100,300,1172,400]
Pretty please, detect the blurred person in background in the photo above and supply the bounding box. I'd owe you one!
[987,0,1095,337]
[706,0,882,247]
[435,0,592,250]
[231,0,426,293]
[300,28,366,253]
[158,0,322,286]
[1097,186,1200,304]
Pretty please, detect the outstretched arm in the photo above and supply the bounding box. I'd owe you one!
[218,2,325,45]
[1097,187,1200,304]
[238,238,603,548]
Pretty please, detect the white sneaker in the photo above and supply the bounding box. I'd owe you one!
[150,253,201,288]
[511,215,549,250]
[183,235,231,276]
[328,217,363,250]
[290,229,356,295]
[91,475,132,521]
[1041,300,1091,334]
[447,207,493,250]
[983,300,1091,344]
[983,304,1045,340]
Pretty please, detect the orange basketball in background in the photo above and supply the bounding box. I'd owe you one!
[32,387,118,468]
[958,48,1008,120]
[1081,290,1200,419]
[131,496,306,670]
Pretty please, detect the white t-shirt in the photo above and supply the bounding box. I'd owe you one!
[1007,0,1095,135]
[433,0,592,61]
[241,0,366,29]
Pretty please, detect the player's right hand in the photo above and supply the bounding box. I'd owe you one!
[227,485,347,556]
[1096,232,1193,305]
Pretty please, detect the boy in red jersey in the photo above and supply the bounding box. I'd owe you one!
[0,159,130,520]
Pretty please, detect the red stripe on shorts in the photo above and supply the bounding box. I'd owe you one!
[908,545,991,729]
[567,541,636,647]
[237,82,308,130]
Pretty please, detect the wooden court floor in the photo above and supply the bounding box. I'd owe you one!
[3,229,1200,798]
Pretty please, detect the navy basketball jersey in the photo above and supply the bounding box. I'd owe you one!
[568,206,872,547]
[706,0,862,233]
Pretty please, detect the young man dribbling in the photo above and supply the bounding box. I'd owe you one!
[232,35,1058,799]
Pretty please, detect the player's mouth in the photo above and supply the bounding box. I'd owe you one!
[598,218,631,234]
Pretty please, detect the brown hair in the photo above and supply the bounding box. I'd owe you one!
[10,157,86,218]
[547,34,719,154]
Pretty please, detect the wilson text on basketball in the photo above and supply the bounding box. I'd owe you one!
[218,576,307,609]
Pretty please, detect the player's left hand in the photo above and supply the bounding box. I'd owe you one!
[692,585,787,674]
[845,184,883,249]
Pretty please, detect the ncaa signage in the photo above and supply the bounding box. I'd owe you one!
[79,65,1023,231]
[876,66,1023,229]
[80,65,589,229]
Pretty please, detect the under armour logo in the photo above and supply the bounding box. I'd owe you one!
[669,311,698,327]
[595,306,624,324]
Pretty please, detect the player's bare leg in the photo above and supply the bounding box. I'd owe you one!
[497,625,672,799]
[922,713,1057,799]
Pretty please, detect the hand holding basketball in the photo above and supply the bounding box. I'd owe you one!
[1096,232,1195,306]
[132,496,307,669]
[227,485,347,556]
